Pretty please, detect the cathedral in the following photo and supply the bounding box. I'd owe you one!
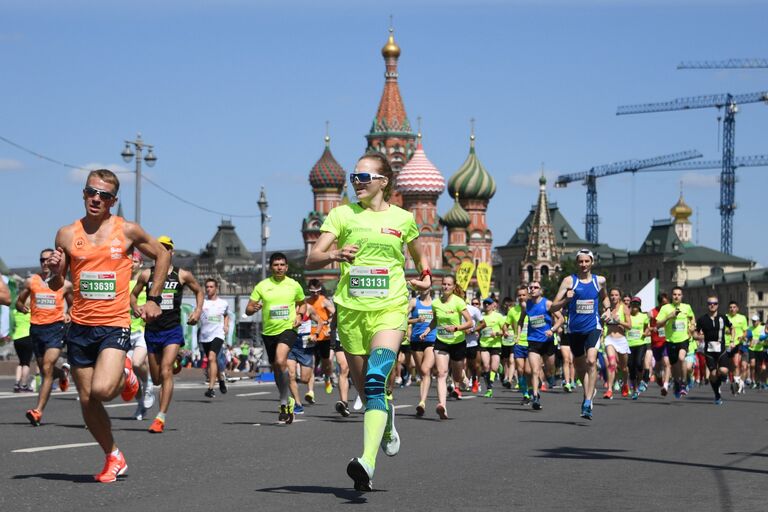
[302,29,496,292]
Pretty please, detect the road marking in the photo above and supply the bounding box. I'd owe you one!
[393,404,412,409]
[0,391,77,400]
[460,395,476,400]
[105,403,136,408]
[252,419,307,426]
[236,391,271,397]
[12,442,98,454]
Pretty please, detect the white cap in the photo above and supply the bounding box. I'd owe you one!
[752,314,760,321]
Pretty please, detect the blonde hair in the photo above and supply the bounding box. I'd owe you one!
[358,152,393,200]
[86,169,120,194]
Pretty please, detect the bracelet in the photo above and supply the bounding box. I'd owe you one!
[420,268,432,279]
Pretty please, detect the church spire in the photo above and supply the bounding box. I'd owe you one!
[521,167,560,283]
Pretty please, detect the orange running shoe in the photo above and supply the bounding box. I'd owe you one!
[148,417,165,433]
[603,389,613,400]
[540,382,549,392]
[25,408,42,426]
[121,358,139,402]
[621,383,630,398]
[471,379,479,394]
[94,451,127,483]
[59,364,70,392]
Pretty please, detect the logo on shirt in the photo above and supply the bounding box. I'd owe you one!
[111,238,121,247]
[380,227,402,238]
[75,238,86,249]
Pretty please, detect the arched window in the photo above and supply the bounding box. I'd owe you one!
[527,265,534,283]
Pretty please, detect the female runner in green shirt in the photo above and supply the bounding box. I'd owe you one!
[306,152,431,492]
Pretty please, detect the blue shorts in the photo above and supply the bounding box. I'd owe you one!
[569,330,602,358]
[513,344,529,359]
[289,336,315,367]
[66,323,131,367]
[145,325,185,354]
[30,322,65,358]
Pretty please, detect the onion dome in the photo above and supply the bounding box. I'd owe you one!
[447,134,496,200]
[396,135,445,195]
[309,136,346,189]
[442,192,471,228]
[381,28,401,59]
[670,192,692,221]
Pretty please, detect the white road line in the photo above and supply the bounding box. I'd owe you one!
[104,403,136,408]
[235,391,271,397]
[12,442,98,454]
[393,404,412,409]
[0,391,77,400]
[252,419,307,426]
[460,395,476,400]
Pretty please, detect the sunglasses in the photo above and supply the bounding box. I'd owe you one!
[471,302,480,306]
[349,172,386,185]
[309,289,322,293]
[528,285,540,289]
[708,302,719,306]
[84,185,116,201]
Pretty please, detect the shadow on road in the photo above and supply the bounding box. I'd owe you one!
[520,419,589,427]
[12,473,100,483]
[256,484,382,504]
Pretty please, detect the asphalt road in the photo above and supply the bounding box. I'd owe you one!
[1,376,767,512]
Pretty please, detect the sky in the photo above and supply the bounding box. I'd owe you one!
[1,0,767,269]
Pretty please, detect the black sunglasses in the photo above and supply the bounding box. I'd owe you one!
[84,185,116,201]
[349,172,386,185]
[708,302,719,305]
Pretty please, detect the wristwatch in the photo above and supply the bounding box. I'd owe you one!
[147,295,162,306]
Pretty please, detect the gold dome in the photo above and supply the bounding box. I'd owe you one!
[670,194,693,221]
[381,28,401,59]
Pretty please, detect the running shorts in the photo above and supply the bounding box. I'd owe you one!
[14,337,34,366]
[314,339,332,360]
[262,330,298,364]
[288,342,315,367]
[66,323,130,367]
[465,346,479,361]
[479,346,501,356]
[569,330,601,358]
[704,351,729,371]
[201,337,224,356]
[336,304,407,356]
[30,322,65,358]
[513,344,529,359]
[501,345,513,359]
[528,340,554,356]
[666,341,688,365]
[129,329,147,351]
[434,339,466,361]
[651,344,668,361]
[145,325,185,354]
[409,341,434,352]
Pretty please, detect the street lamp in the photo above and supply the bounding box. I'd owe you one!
[258,187,270,280]
[121,133,157,224]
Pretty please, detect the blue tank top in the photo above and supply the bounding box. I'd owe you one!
[567,274,601,334]
[526,298,552,342]
[410,297,436,343]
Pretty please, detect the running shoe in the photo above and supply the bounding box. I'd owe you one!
[204,388,216,398]
[148,417,165,433]
[335,400,351,417]
[416,401,425,417]
[631,391,639,400]
[738,380,745,395]
[436,404,448,420]
[714,398,724,405]
[661,384,668,397]
[121,359,139,402]
[172,354,183,375]
[447,382,455,396]
[25,408,42,427]
[521,395,531,406]
[484,389,494,398]
[580,402,592,420]
[385,391,394,402]
[621,383,630,398]
[294,404,305,415]
[613,381,621,392]
[453,387,463,400]
[638,381,648,393]
[20,385,34,393]
[381,406,400,456]
[471,379,479,394]
[94,451,127,483]
[603,390,613,400]
[285,397,295,424]
[353,394,363,411]
[540,382,548,392]
[680,385,688,397]
[563,382,572,393]
[325,380,333,394]
[502,379,511,389]
[347,457,373,492]
[13,382,21,393]
[673,381,681,400]
[304,390,315,404]
[59,363,70,392]
[218,379,228,394]
[142,383,155,409]
[532,395,542,410]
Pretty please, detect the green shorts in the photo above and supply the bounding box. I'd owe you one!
[336,304,408,356]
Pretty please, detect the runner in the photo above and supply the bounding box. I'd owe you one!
[198,278,230,398]
[559,315,575,392]
[45,168,170,482]
[650,293,671,395]
[16,248,74,425]
[287,303,323,414]
[131,235,204,432]
[305,279,335,397]
[725,301,748,394]
[128,250,154,420]
[655,286,696,399]
[464,297,484,393]
[408,287,436,416]
[499,296,517,390]
[478,297,505,398]
[12,302,34,392]
[428,275,472,418]
[602,288,631,399]
[305,152,432,491]
[246,252,306,424]
[329,311,352,417]
[552,249,610,420]
[695,296,731,404]
[518,281,563,409]
[747,315,766,388]
[626,297,650,400]
[505,285,532,403]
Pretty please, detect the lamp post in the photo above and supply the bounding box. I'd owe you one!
[121,133,157,225]
[258,187,270,280]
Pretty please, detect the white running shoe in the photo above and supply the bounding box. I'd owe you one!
[353,394,363,411]
[380,406,400,456]
[133,403,146,421]
[142,384,155,409]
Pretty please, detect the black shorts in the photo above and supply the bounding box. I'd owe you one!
[528,340,554,356]
[66,323,131,367]
[201,338,224,356]
[13,337,35,366]
[501,345,514,359]
[434,340,466,362]
[400,343,412,354]
[559,334,571,347]
[479,346,501,356]
[314,339,332,360]
[666,341,689,365]
[569,330,601,358]
[261,330,298,364]
[466,346,479,361]
[30,322,65,358]
[409,341,434,352]
[704,351,729,371]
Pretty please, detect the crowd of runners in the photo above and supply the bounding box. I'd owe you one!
[3,156,767,490]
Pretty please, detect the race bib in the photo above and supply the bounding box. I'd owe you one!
[437,327,454,338]
[301,334,316,349]
[207,314,223,324]
[35,293,57,310]
[707,341,722,352]
[349,266,390,298]
[502,334,516,346]
[674,320,687,332]
[269,305,290,320]
[628,328,642,341]
[80,271,116,300]
[575,300,594,314]
[417,309,433,322]
[481,327,494,338]
[161,291,175,311]
[529,315,546,328]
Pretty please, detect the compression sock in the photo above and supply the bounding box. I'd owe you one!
[490,370,497,382]
[276,369,290,405]
[519,375,527,392]
[711,378,721,399]
[483,372,492,389]
[361,348,396,469]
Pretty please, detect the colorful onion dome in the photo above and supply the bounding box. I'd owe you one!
[309,136,346,189]
[447,134,496,200]
[396,135,445,195]
[442,192,471,228]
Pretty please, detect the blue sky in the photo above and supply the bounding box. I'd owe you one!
[1,0,767,268]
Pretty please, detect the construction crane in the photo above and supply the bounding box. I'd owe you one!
[678,59,768,69]
[554,150,702,244]
[617,90,768,255]
[644,154,768,172]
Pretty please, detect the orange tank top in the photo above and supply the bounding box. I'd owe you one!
[29,274,66,325]
[69,216,132,328]
[307,294,331,340]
